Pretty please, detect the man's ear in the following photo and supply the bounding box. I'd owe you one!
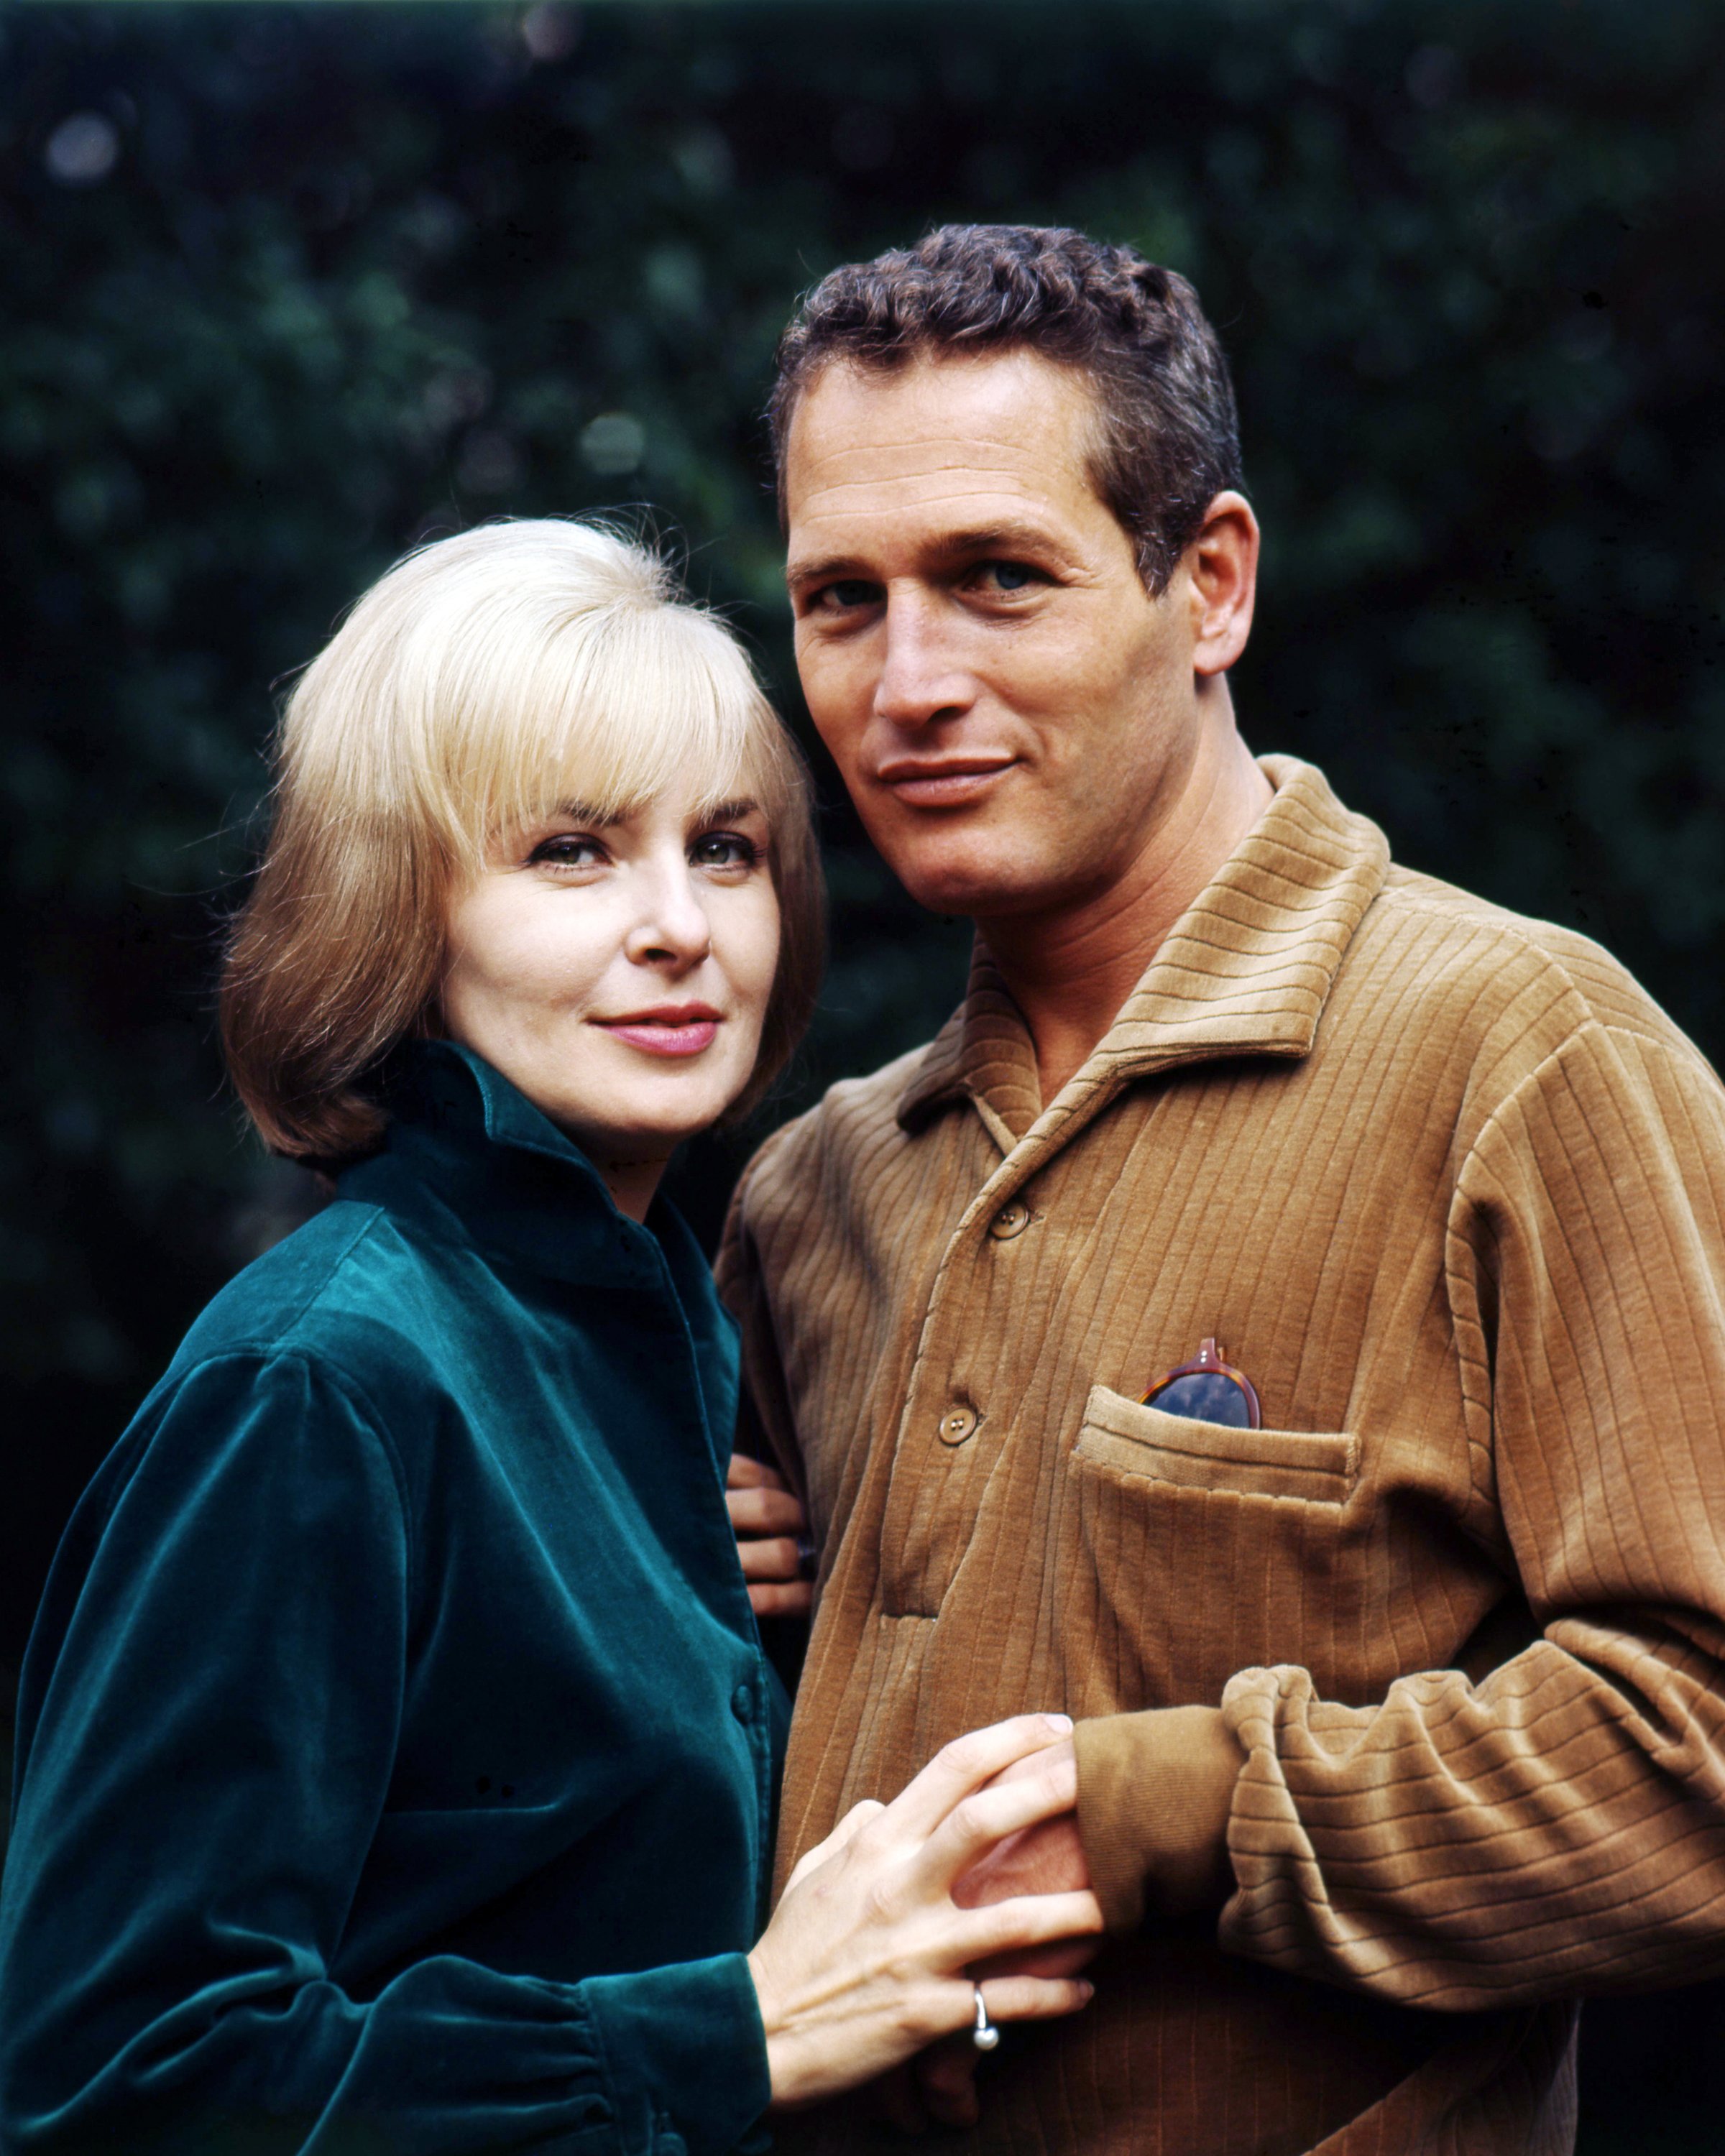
[1187,492,1259,679]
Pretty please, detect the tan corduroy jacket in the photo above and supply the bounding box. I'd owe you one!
[718,759,1725,2156]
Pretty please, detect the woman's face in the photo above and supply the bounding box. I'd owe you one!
[441,778,781,1198]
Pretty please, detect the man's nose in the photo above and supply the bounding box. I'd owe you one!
[873,591,975,729]
[624,860,712,969]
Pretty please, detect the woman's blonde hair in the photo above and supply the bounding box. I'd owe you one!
[221,518,823,1166]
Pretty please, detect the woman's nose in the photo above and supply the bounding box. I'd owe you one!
[623,861,712,968]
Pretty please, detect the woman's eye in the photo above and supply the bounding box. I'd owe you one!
[690,831,761,871]
[528,834,607,869]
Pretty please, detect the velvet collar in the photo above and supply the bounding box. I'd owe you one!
[339,1040,704,1299]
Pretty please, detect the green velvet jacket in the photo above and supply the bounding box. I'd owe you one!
[0,1042,785,2156]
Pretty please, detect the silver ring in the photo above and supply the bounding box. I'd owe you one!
[972,1982,999,2052]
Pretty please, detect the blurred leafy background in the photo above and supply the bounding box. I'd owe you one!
[3,0,1723,2139]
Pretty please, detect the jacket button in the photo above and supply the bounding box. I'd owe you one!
[937,1404,978,1445]
[731,1682,754,1720]
[988,1200,1031,1240]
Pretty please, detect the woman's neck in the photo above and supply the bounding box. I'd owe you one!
[594,1151,673,1223]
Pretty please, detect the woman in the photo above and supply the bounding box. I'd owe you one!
[0,522,1099,2154]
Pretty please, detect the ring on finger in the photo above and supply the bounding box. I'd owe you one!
[972,1982,999,2052]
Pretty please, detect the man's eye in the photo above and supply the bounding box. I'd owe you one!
[528,834,607,869]
[811,579,880,613]
[975,560,1038,593]
[690,831,761,871]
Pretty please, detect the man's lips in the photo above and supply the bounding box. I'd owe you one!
[593,1005,722,1058]
[873,756,1017,808]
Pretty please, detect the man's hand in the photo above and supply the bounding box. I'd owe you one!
[874,2037,985,2135]
[883,1738,1099,2132]
[954,1738,1096,1978]
[726,1453,814,1619]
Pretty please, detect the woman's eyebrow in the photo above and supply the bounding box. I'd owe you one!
[538,798,763,831]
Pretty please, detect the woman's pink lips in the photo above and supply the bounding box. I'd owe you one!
[595,1014,721,1058]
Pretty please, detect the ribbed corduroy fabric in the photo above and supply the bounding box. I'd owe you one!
[718,758,1725,2156]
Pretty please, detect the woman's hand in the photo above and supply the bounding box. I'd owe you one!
[747,1715,1103,2109]
[725,1452,813,1619]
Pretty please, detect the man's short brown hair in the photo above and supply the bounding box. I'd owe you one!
[768,223,1244,592]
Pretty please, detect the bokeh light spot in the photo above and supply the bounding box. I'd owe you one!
[580,411,645,474]
[521,4,580,64]
[45,111,120,185]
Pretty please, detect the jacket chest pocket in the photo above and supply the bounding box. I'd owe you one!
[1074,1384,1358,1504]
[1064,1385,1363,1705]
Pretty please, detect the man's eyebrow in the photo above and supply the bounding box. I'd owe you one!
[926,520,1080,567]
[786,520,1080,591]
[784,552,873,594]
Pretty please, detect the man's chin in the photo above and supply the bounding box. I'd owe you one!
[903,881,1065,926]
[882,847,1062,923]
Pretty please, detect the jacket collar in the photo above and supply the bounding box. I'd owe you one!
[896,757,1390,1150]
[339,1041,704,1302]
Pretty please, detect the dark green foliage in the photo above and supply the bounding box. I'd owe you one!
[4,21,1725,2120]
[2,0,1720,1507]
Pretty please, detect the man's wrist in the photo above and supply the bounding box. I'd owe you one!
[1072,1706,1245,1934]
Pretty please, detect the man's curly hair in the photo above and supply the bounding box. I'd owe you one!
[768,224,1244,593]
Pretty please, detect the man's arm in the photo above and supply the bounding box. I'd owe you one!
[1070,1021,1725,2002]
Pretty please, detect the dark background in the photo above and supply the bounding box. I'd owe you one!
[4,1,1724,2142]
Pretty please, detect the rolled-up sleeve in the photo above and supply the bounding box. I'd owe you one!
[1075,1023,1725,2008]
[1070,1023,1725,2008]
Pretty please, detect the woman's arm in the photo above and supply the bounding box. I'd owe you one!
[0,1352,1100,2153]
[0,1350,771,2156]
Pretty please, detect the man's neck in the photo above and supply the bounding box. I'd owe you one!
[980,716,1274,1104]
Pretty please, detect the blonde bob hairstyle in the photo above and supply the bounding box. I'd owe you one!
[222,518,824,1167]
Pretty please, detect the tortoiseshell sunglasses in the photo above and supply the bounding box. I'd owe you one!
[1141,1337,1261,1429]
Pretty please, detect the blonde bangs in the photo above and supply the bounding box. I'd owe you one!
[442,597,773,865]
[283,519,776,872]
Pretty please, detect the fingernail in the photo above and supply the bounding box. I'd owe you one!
[1044,1713,1074,1733]
[1079,1981,1095,2003]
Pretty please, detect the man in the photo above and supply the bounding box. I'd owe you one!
[719,225,1725,2155]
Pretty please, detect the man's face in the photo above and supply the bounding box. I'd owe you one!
[784,348,1208,921]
